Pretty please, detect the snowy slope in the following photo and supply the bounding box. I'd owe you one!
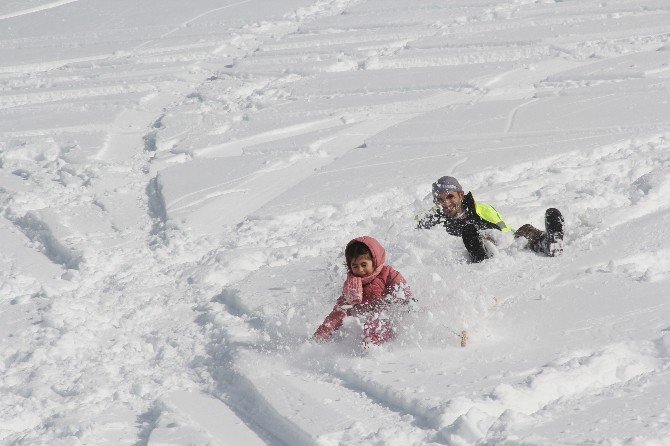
[1,0,670,444]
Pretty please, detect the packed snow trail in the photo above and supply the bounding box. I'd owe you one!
[2,0,670,444]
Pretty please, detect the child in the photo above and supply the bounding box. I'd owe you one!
[313,236,412,346]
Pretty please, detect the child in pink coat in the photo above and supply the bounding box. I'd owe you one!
[314,236,413,346]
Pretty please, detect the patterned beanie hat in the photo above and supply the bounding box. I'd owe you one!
[432,176,463,197]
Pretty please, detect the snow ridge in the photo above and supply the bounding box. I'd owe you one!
[10,211,83,270]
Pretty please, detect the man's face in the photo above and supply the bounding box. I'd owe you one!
[434,190,465,218]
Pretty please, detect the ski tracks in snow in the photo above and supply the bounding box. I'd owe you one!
[3,0,670,444]
[0,0,79,21]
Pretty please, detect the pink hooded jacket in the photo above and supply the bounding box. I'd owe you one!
[314,236,412,343]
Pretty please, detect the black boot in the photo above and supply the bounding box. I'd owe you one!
[541,208,564,257]
[462,224,490,263]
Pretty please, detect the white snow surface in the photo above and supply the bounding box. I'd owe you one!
[1,0,670,444]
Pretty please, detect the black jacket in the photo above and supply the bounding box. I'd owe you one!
[416,192,508,236]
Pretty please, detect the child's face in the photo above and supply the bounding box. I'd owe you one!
[350,254,374,277]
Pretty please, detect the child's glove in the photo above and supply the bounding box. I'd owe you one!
[313,327,332,342]
[342,273,363,304]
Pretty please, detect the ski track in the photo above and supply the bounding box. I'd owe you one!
[2,0,670,444]
[132,0,256,52]
[503,98,537,134]
[0,0,80,21]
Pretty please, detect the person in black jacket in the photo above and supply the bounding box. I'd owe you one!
[416,176,564,262]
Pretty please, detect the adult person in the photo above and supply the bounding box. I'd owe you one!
[416,176,564,262]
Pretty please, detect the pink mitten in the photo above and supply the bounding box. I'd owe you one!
[342,273,363,304]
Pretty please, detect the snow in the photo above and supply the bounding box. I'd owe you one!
[1,0,670,444]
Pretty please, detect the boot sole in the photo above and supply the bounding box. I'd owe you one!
[544,208,564,257]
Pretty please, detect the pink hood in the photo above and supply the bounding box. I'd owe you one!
[346,236,387,270]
